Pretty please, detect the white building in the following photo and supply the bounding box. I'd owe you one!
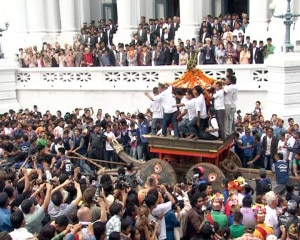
[1,0,300,58]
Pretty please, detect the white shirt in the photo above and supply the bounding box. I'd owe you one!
[194,94,207,119]
[287,136,295,160]
[277,140,288,161]
[213,89,225,110]
[149,100,163,119]
[152,201,172,240]
[208,117,219,137]
[104,131,115,151]
[224,84,233,105]
[9,227,33,240]
[231,84,238,108]
[180,96,189,120]
[265,136,272,155]
[184,98,196,120]
[264,205,279,237]
[153,86,177,114]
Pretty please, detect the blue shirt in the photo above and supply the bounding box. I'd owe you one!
[273,160,289,185]
[274,127,286,140]
[138,120,149,143]
[0,208,12,232]
[241,135,254,157]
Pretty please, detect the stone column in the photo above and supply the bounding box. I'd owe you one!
[265,53,300,123]
[26,0,46,34]
[77,0,91,30]
[58,0,78,44]
[44,0,61,35]
[0,0,29,59]
[175,0,200,43]
[245,0,270,43]
[267,0,288,53]
[114,0,137,45]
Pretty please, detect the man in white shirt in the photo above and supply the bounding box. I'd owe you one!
[213,81,226,140]
[145,83,179,139]
[264,191,280,237]
[193,85,208,140]
[199,107,219,140]
[9,210,34,240]
[175,89,189,137]
[174,89,197,139]
[224,74,238,135]
[148,87,163,135]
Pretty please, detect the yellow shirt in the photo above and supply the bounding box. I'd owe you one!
[253,223,274,240]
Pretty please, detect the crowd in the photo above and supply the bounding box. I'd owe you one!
[17,13,275,68]
[0,65,300,239]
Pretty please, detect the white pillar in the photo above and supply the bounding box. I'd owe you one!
[265,53,300,123]
[0,0,29,59]
[58,0,78,44]
[175,0,200,42]
[77,0,91,30]
[44,0,61,35]
[26,0,46,34]
[290,0,300,51]
[114,0,136,45]
[268,0,287,53]
[245,0,269,43]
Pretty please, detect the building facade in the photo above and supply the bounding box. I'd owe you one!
[1,0,300,58]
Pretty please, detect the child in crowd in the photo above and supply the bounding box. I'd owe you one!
[229,211,244,239]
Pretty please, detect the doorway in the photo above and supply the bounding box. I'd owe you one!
[226,0,249,14]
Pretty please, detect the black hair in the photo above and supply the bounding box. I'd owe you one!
[39,225,56,240]
[109,202,123,216]
[121,218,130,232]
[191,192,207,207]
[242,196,252,208]
[277,152,283,160]
[55,215,69,228]
[153,87,159,94]
[94,222,106,239]
[233,171,242,179]
[51,190,64,206]
[109,231,121,240]
[222,179,229,188]
[193,85,203,95]
[10,210,24,229]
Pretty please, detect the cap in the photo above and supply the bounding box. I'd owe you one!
[258,168,266,178]
[64,124,69,128]
[266,235,277,240]
[0,192,8,207]
[244,220,256,232]
[21,198,34,214]
[198,166,204,175]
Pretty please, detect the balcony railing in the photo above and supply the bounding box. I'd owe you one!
[16,64,268,91]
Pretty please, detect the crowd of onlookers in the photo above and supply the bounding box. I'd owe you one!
[0,75,300,239]
[17,13,276,68]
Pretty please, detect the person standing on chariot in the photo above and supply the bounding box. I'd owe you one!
[145,83,179,139]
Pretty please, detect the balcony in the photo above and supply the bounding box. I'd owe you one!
[1,63,269,115]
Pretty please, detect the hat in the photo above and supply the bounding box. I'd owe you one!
[244,220,256,232]
[64,124,69,128]
[258,168,266,178]
[266,235,277,240]
[21,198,34,214]
[0,192,8,207]
[198,166,204,175]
